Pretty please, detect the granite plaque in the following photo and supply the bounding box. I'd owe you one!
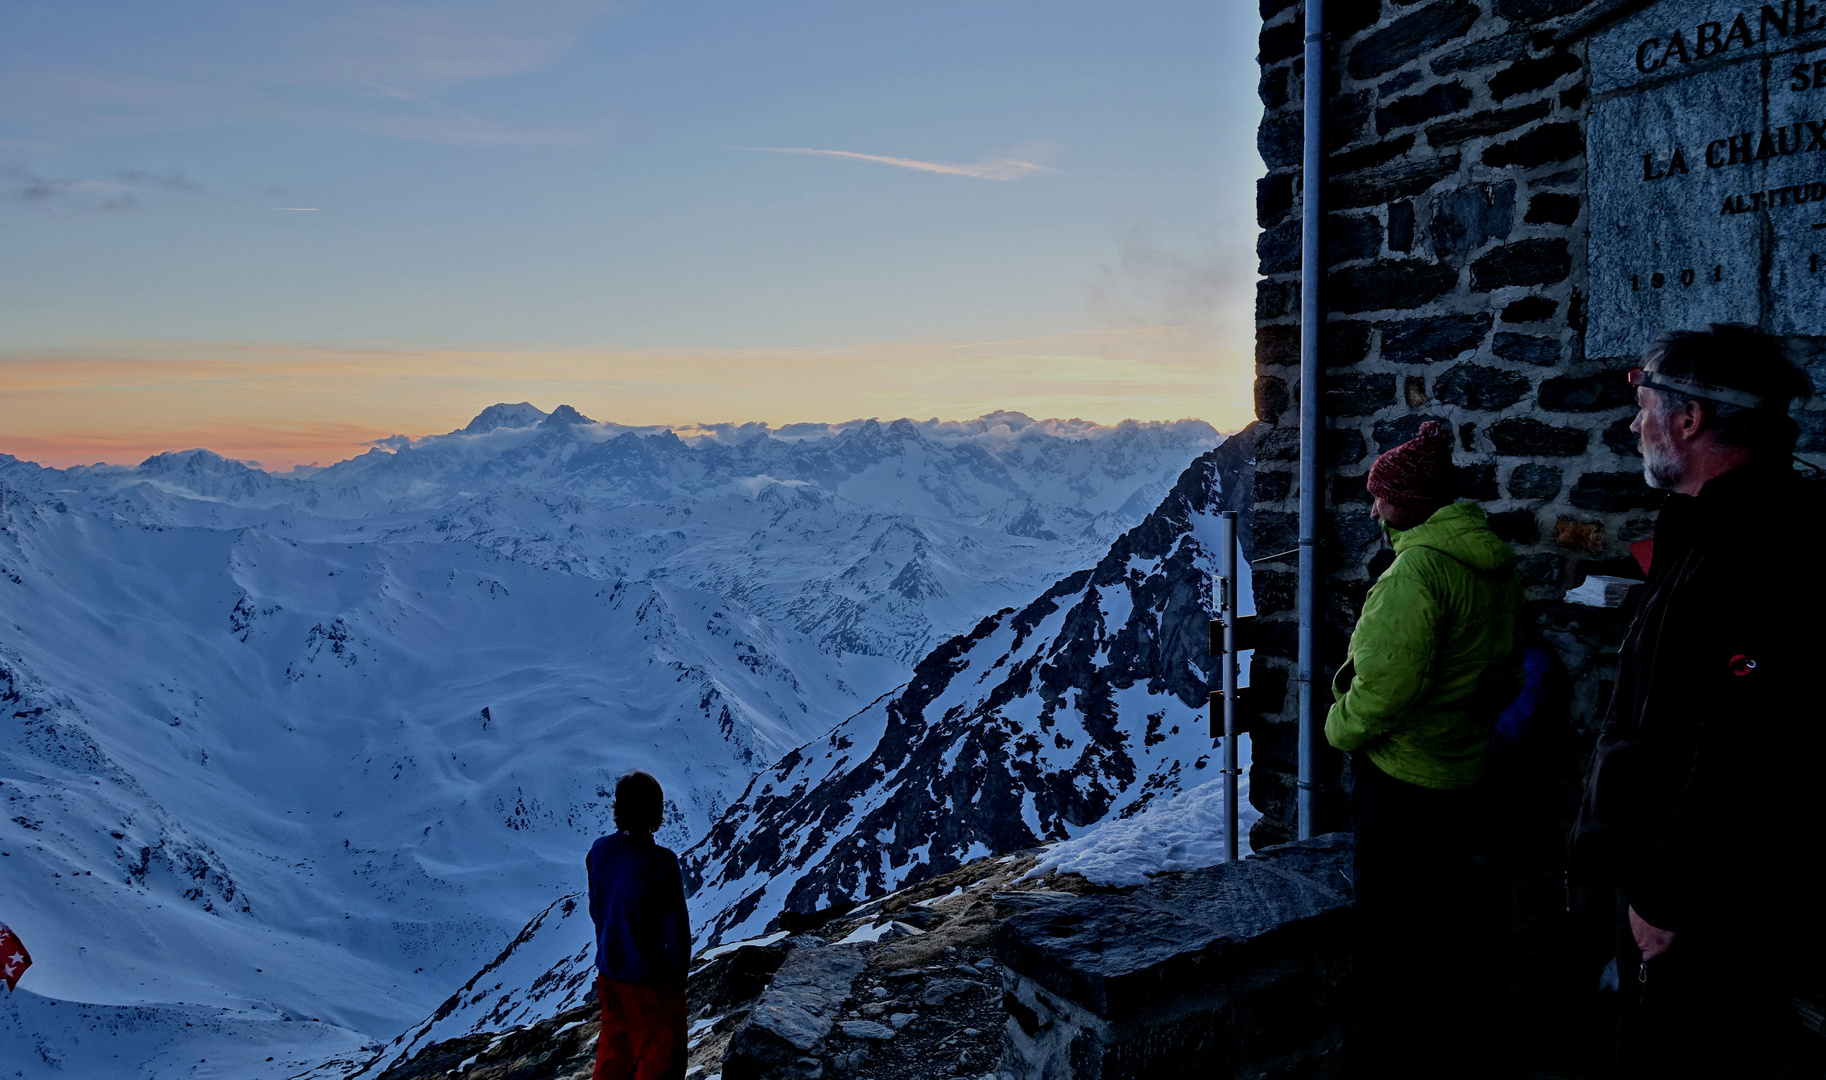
[1588,0,1826,357]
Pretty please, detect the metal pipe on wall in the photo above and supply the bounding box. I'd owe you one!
[1218,510,1240,861]
[1296,0,1324,840]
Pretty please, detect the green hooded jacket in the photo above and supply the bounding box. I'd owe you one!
[1325,501,1523,790]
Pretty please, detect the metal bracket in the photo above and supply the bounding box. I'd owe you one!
[1208,615,1258,656]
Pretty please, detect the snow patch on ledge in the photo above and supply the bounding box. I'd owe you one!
[1022,752,1257,888]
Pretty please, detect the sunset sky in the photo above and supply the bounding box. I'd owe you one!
[1,1,1265,470]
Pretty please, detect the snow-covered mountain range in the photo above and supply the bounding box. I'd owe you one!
[0,406,1220,1078]
[684,429,1258,945]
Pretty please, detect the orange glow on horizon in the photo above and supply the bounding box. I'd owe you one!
[0,331,1256,471]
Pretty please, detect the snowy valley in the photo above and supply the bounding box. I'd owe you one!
[0,407,1243,1078]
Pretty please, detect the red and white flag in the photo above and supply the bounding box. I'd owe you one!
[0,922,31,991]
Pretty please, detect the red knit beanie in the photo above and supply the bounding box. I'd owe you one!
[1367,420,1455,508]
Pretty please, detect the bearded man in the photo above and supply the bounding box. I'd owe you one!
[1572,324,1823,1077]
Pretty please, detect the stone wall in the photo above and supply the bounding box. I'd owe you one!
[1249,0,1826,845]
[996,834,1355,1080]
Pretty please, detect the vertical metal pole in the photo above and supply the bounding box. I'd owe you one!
[1219,510,1239,861]
[1296,0,1325,840]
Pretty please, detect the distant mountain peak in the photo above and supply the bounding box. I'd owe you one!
[540,404,596,428]
[462,403,549,434]
[136,448,253,474]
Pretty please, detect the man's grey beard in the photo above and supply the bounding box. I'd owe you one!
[1641,439,1684,490]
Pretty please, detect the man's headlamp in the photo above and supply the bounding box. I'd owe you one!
[1626,367,1772,411]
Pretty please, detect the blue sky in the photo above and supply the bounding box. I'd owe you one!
[0,0,1264,466]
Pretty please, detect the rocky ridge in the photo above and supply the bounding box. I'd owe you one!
[683,425,1259,946]
[358,849,1103,1080]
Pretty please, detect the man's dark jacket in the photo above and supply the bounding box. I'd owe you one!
[1572,457,1824,933]
[587,831,690,988]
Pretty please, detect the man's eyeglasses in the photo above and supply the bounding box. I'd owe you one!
[1626,367,1770,411]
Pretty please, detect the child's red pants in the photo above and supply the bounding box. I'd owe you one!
[593,976,687,1080]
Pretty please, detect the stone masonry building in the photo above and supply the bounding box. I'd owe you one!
[1249,0,1826,845]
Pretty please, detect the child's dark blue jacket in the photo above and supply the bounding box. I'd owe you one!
[586,831,690,988]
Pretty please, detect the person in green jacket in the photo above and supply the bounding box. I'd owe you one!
[1328,418,1522,1078]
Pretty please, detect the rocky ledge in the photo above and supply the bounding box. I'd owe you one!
[364,836,1357,1080]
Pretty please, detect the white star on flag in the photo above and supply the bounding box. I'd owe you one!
[0,923,31,991]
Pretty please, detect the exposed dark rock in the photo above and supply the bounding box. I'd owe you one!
[1389,199,1416,252]
[1257,324,1299,369]
[1329,261,1459,313]
[1378,82,1474,134]
[1569,472,1662,512]
[1517,552,1564,586]
[1257,427,1300,462]
[1380,69,1425,96]
[1255,469,1293,503]
[1434,363,1532,410]
[1257,279,1300,321]
[1330,0,1388,42]
[1259,173,1297,226]
[1330,212,1387,263]
[1373,412,1445,452]
[1491,331,1560,366]
[1428,181,1516,255]
[1489,417,1587,456]
[1431,31,1526,75]
[1261,65,1291,111]
[1328,427,1370,466]
[1507,463,1564,500]
[1456,462,1499,500]
[1469,238,1572,291]
[1483,122,1582,168]
[1539,369,1634,412]
[1523,194,1579,232]
[1257,221,1297,275]
[1489,50,1583,101]
[1330,155,1461,209]
[724,947,869,1080]
[1332,471,1371,506]
[1501,296,1558,322]
[1259,321,1373,369]
[1253,571,1297,616]
[1381,313,1491,364]
[1259,113,1304,169]
[1330,510,1386,559]
[1326,92,1377,152]
[1494,0,1587,20]
[1263,213,1384,273]
[1260,21,1302,65]
[1330,133,1418,176]
[1257,375,1291,424]
[1426,100,1551,146]
[1255,510,1299,555]
[1325,373,1396,416]
[1327,319,1376,367]
[1487,508,1542,543]
[1348,1,1482,79]
[692,941,796,1019]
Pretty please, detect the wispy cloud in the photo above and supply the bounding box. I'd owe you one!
[2,1,627,148]
[740,145,1054,181]
[1,166,204,212]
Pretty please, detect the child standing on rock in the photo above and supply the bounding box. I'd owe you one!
[587,771,691,1080]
